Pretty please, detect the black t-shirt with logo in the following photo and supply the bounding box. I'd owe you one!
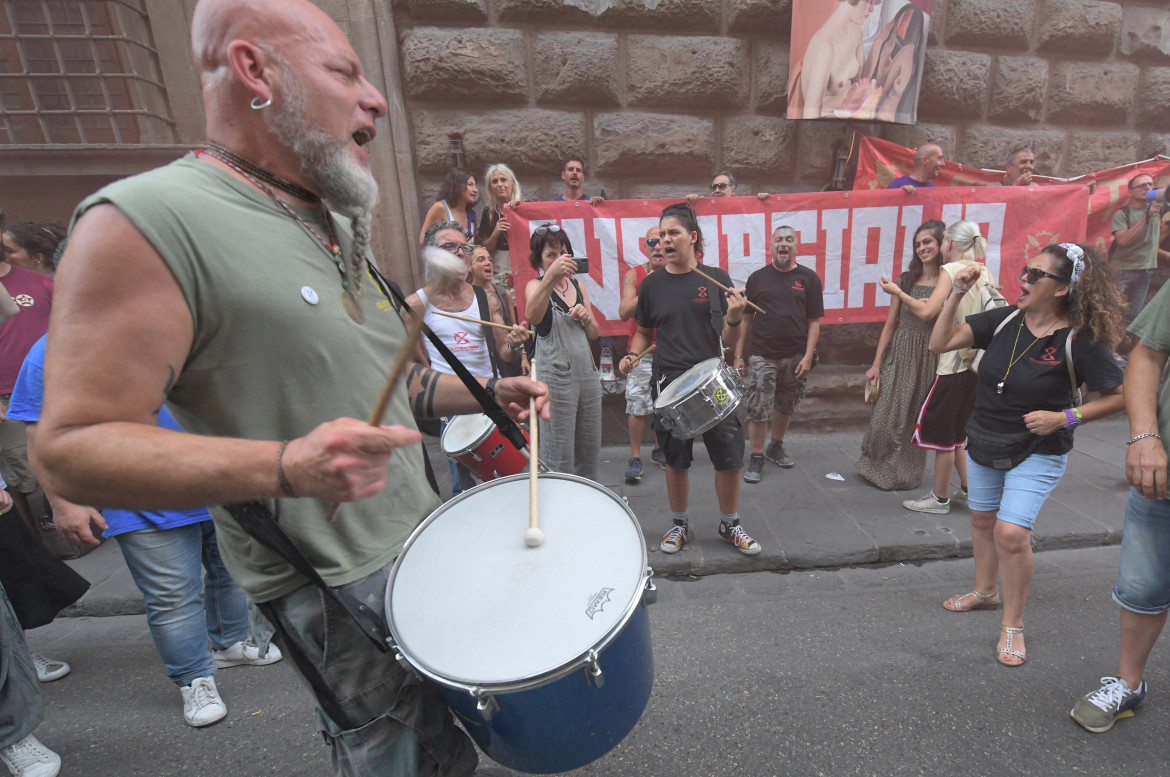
[635,266,730,386]
[745,263,825,359]
[967,305,1123,455]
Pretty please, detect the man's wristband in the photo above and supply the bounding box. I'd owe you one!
[1128,433,1162,446]
[276,440,296,498]
[727,318,742,327]
[485,377,499,399]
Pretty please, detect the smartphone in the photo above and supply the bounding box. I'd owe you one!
[571,256,590,274]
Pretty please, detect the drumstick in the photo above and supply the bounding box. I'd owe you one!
[690,265,765,314]
[525,360,543,548]
[325,314,425,523]
[629,343,655,366]
[432,309,523,333]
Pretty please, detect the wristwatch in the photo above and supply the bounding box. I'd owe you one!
[484,377,499,399]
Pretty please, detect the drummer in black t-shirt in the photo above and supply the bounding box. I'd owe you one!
[618,203,762,556]
[737,225,824,482]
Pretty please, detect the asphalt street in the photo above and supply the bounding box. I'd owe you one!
[25,545,1169,777]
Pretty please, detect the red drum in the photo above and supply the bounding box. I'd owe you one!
[441,413,531,482]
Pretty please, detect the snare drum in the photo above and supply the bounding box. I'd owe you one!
[385,474,656,774]
[441,413,531,482]
[653,357,743,439]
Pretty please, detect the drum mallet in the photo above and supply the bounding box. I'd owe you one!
[526,360,543,548]
[690,266,764,314]
[325,313,425,523]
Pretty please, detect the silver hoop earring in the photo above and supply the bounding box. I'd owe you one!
[250,96,272,110]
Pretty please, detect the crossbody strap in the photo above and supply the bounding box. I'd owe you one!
[472,284,501,379]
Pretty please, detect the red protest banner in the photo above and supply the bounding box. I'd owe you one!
[853,134,1170,251]
[507,186,1088,335]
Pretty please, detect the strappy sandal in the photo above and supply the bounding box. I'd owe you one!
[997,626,1026,667]
[942,588,1001,612]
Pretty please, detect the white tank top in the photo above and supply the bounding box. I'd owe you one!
[417,287,494,378]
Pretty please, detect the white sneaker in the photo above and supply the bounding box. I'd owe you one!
[902,492,950,514]
[30,654,70,683]
[180,676,227,727]
[211,638,283,669]
[0,734,61,777]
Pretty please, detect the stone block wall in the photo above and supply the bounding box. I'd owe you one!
[391,0,1170,209]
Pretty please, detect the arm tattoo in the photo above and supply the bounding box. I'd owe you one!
[406,363,444,419]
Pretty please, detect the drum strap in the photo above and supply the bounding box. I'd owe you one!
[222,501,392,656]
[707,274,725,339]
[367,262,529,454]
[472,284,502,379]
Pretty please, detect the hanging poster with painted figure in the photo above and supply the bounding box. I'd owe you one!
[788,0,931,124]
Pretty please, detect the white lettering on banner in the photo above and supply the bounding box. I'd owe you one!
[723,213,767,286]
[586,218,619,320]
[963,202,1007,281]
[820,209,849,309]
[847,206,899,308]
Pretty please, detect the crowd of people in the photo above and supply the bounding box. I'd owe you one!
[0,1,1167,775]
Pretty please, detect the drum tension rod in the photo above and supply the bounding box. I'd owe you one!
[585,649,605,688]
[473,689,499,721]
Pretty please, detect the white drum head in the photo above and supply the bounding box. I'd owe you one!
[387,474,647,687]
[441,413,494,455]
[655,357,721,408]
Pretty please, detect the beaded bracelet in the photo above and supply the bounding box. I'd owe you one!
[1127,433,1163,446]
[1063,409,1080,428]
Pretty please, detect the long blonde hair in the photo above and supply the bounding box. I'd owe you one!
[484,163,522,212]
[944,220,987,263]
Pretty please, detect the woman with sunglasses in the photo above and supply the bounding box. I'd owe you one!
[418,168,478,246]
[477,163,522,278]
[524,224,601,479]
[930,243,1125,666]
[858,219,944,490]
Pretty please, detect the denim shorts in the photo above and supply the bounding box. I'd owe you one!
[1113,488,1170,615]
[966,451,1069,529]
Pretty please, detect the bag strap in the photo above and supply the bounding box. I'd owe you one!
[367,261,529,454]
[991,307,1021,337]
[1065,327,1081,400]
[472,284,501,379]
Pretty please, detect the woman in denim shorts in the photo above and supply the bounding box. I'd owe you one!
[929,243,1125,666]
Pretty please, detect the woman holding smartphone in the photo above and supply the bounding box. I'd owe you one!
[525,224,601,479]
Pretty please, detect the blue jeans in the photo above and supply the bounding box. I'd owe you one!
[116,520,249,686]
[966,451,1069,529]
[1118,269,1155,324]
[1113,488,1170,614]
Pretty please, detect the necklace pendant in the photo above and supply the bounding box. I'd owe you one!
[341,289,365,324]
[996,381,1004,394]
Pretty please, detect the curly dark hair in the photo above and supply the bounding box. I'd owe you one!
[5,220,65,268]
[528,224,574,273]
[899,219,945,293]
[1043,243,1126,349]
[437,167,476,209]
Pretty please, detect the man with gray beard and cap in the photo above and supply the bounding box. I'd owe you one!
[30,0,547,774]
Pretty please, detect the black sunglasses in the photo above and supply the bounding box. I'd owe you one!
[1019,266,1069,285]
[439,242,474,256]
[645,238,660,247]
[534,224,563,237]
[710,182,731,191]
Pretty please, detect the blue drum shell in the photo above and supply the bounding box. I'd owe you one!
[440,600,654,774]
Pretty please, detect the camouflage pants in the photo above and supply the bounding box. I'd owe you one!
[261,564,477,777]
[0,580,42,748]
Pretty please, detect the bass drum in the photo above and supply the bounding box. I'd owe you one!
[384,474,655,774]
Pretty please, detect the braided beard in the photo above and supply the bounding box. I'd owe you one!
[264,58,379,292]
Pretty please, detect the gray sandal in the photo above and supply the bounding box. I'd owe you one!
[997,626,1026,666]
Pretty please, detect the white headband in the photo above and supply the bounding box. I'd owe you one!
[1059,243,1085,293]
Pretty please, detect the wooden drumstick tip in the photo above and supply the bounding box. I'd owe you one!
[525,526,544,547]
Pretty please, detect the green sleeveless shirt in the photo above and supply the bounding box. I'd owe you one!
[75,156,439,602]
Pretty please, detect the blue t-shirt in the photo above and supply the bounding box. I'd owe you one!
[7,335,212,537]
[887,175,934,189]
